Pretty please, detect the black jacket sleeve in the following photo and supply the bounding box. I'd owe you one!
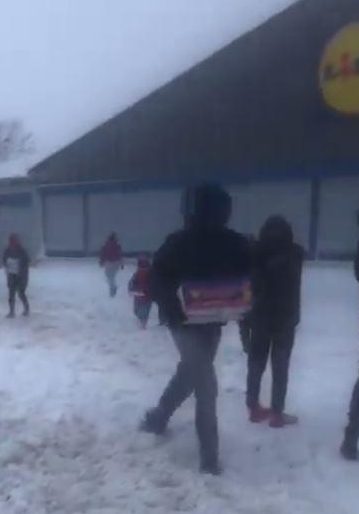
[150,232,185,325]
[19,248,30,284]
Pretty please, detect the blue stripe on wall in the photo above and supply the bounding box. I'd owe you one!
[0,192,32,207]
[37,161,359,196]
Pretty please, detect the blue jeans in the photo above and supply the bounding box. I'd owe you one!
[134,299,151,324]
[104,262,120,296]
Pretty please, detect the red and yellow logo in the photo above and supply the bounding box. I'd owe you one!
[319,23,359,115]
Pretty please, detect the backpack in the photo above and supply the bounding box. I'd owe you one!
[178,278,252,325]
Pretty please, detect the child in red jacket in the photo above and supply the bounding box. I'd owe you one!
[129,256,152,328]
[99,233,123,297]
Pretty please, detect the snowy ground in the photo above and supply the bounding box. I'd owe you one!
[0,260,357,514]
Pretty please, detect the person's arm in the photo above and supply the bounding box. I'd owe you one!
[20,248,30,281]
[234,234,254,279]
[152,233,181,286]
[23,248,30,267]
[151,233,185,325]
[128,274,136,293]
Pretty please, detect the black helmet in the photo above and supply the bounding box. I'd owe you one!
[183,183,232,228]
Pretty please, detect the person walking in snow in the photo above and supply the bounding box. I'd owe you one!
[99,233,123,297]
[340,243,359,461]
[140,184,251,475]
[246,216,304,428]
[3,234,30,318]
[128,256,152,329]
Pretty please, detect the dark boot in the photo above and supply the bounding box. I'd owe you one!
[269,412,298,428]
[341,427,358,461]
[139,408,167,435]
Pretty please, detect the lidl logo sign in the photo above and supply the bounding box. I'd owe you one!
[320,23,359,115]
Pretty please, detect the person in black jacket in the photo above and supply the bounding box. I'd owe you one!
[3,234,30,318]
[246,216,304,428]
[141,184,251,475]
[340,244,359,460]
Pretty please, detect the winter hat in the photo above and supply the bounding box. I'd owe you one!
[9,233,20,247]
[186,183,232,228]
[259,216,293,249]
[138,256,150,269]
[109,232,118,242]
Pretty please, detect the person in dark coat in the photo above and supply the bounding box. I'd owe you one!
[99,233,123,297]
[140,184,251,475]
[340,243,359,460]
[3,234,30,318]
[246,216,304,428]
[129,256,152,329]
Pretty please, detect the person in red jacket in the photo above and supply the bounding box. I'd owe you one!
[129,256,152,328]
[99,233,123,297]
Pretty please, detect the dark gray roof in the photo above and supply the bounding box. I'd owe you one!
[29,0,359,185]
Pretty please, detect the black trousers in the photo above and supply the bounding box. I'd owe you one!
[157,325,221,465]
[8,274,29,314]
[345,378,359,443]
[247,322,295,414]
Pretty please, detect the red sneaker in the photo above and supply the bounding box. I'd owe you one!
[249,405,272,423]
[269,412,298,428]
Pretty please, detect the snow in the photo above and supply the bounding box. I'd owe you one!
[0,259,357,513]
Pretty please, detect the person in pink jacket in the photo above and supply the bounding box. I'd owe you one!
[99,233,123,297]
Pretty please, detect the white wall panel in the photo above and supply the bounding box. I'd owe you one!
[88,190,182,253]
[44,195,84,252]
[230,181,311,249]
[318,177,359,257]
[228,185,252,235]
[0,205,34,256]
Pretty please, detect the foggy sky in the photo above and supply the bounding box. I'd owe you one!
[0,0,296,172]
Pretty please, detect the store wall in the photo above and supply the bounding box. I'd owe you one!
[318,177,359,259]
[229,181,311,250]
